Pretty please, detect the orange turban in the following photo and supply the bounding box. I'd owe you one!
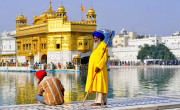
[36,71,47,80]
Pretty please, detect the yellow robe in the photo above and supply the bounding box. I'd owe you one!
[85,41,108,94]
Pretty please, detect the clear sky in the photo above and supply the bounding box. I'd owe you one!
[0,0,180,36]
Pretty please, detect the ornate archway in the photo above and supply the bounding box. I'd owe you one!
[41,54,47,64]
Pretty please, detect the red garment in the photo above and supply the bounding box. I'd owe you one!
[36,71,47,80]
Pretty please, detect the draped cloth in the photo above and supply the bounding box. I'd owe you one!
[85,41,108,94]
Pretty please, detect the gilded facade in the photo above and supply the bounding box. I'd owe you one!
[15,1,96,66]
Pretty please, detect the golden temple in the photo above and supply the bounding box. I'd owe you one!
[15,1,96,65]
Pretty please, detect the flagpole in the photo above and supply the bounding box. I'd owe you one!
[81,8,83,22]
[81,4,83,22]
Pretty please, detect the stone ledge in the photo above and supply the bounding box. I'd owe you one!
[0,95,180,110]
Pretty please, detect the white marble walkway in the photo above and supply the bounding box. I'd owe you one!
[0,95,180,110]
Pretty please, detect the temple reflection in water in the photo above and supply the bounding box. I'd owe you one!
[0,67,180,105]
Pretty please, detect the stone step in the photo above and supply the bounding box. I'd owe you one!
[0,95,180,110]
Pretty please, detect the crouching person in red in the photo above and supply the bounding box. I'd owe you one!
[35,71,65,105]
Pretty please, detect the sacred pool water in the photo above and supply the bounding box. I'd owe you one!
[0,67,180,106]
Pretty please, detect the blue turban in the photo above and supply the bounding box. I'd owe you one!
[92,31,105,40]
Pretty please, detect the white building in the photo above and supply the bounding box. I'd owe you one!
[161,35,180,60]
[128,36,161,47]
[112,34,129,47]
[0,30,16,63]
[109,47,140,62]
[172,31,180,36]
[110,31,180,62]
[112,28,137,47]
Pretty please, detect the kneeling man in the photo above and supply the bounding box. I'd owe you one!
[35,71,65,105]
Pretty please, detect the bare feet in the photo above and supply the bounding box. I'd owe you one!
[102,102,106,105]
[38,101,43,104]
[90,103,101,106]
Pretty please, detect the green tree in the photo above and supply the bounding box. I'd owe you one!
[136,35,145,39]
[137,44,176,61]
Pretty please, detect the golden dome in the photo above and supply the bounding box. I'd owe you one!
[17,10,25,19]
[40,0,56,18]
[34,1,57,24]
[19,14,24,19]
[88,3,95,15]
[41,11,56,17]
[16,9,27,21]
[74,53,81,58]
[57,2,65,12]
[33,14,37,19]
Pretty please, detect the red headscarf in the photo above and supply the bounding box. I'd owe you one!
[36,71,47,80]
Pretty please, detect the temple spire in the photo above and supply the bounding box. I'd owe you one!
[49,0,52,11]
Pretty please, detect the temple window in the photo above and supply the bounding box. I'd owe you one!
[34,44,36,50]
[23,44,25,51]
[26,44,28,50]
[41,43,46,49]
[29,44,31,50]
[44,44,46,49]
[84,42,88,46]
[18,46,20,51]
[41,44,43,49]
[79,42,82,45]
[56,44,60,49]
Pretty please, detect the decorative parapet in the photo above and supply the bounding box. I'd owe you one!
[16,23,48,37]
[16,18,96,36]
[67,20,96,25]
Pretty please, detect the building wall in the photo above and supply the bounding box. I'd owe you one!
[128,36,161,47]
[17,56,26,63]
[0,30,16,62]
[112,35,129,47]
[47,51,91,67]
[161,36,180,60]
[129,32,137,38]
[111,32,180,62]
[109,47,140,62]
[161,36,180,49]
[112,29,137,48]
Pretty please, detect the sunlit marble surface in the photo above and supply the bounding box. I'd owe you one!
[0,95,180,110]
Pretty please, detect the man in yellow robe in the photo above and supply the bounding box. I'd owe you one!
[85,31,108,106]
